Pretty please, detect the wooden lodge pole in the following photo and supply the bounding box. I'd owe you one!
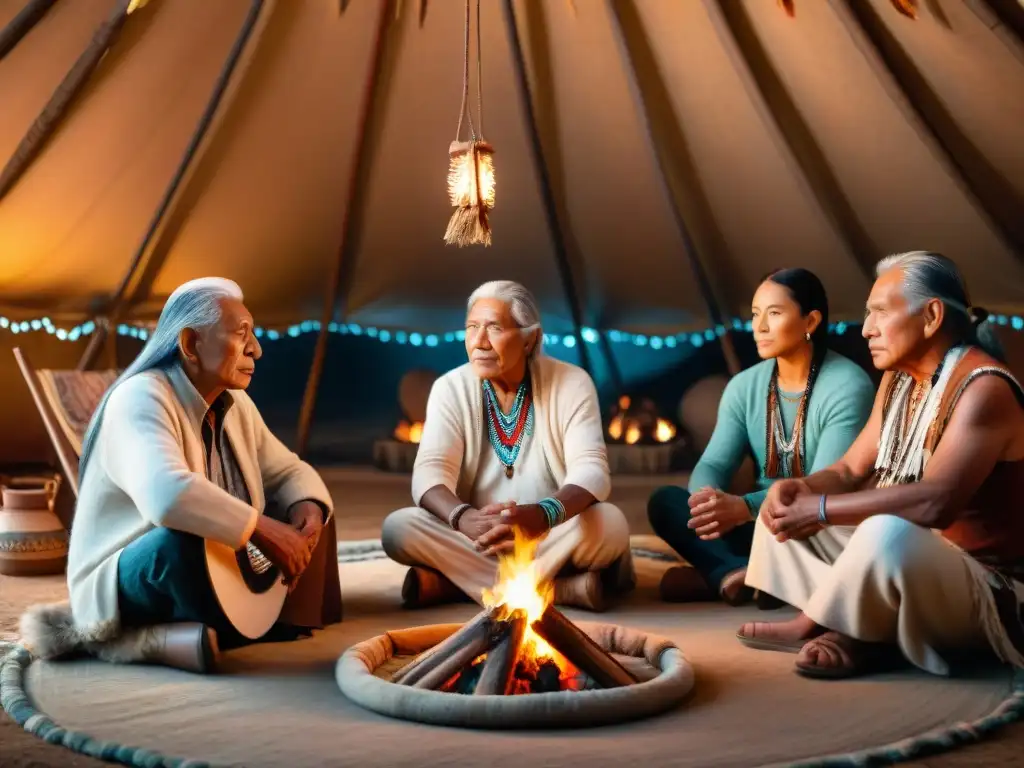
[0,0,58,63]
[606,0,740,375]
[501,0,593,377]
[0,0,136,204]
[294,0,393,457]
[77,0,271,370]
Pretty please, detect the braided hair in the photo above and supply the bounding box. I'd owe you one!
[760,268,829,479]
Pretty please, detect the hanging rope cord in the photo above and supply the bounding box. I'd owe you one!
[454,0,484,142]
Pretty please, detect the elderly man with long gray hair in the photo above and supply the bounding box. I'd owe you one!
[382,280,634,611]
[20,278,338,674]
[738,252,1024,679]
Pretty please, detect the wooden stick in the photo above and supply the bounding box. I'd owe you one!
[412,618,505,691]
[500,0,593,376]
[0,0,59,63]
[81,0,272,371]
[294,0,393,457]
[0,0,134,203]
[391,609,495,686]
[531,605,637,689]
[474,610,526,695]
[605,0,741,375]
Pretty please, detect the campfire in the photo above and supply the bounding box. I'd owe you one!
[393,419,423,444]
[607,396,677,445]
[391,533,638,695]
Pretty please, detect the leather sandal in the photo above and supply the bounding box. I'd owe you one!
[735,622,808,654]
[794,631,903,679]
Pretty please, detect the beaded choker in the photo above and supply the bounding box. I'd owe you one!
[483,378,534,479]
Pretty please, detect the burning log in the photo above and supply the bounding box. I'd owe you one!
[531,606,637,689]
[392,608,500,687]
[474,610,526,696]
[412,618,506,691]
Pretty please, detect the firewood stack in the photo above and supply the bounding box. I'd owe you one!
[391,605,639,695]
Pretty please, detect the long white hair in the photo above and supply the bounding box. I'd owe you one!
[875,251,1004,362]
[466,280,544,358]
[78,278,243,482]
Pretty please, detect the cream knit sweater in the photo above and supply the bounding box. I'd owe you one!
[66,363,333,639]
[411,355,611,506]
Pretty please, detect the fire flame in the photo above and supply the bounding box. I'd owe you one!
[393,420,423,444]
[654,418,676,442]
[481,529,570,672]
[625,424,641,445]
[606,396,677,444]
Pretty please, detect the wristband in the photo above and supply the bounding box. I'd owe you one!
[537,497,566,530]
[818,495,828,525]
[449,502,472,530]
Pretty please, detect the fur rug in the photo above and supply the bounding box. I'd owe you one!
[19,601,162,664]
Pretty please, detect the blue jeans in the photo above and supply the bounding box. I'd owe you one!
[116,527,305,650]
[647,485,753,592]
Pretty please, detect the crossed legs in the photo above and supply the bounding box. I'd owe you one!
[741,513,989,677]
[382,502,633,608]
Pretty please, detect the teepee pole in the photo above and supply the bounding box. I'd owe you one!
[709,0,876,282]
[832,0,1024,258]
[501,0,592,377]
[981,0,1024,45]
[0,0,137,204]
[295,0,393,457]
[0,0,58,63]
[77,0,271,370]
[606,0,740,375]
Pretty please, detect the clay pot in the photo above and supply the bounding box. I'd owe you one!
[0,475,68,576]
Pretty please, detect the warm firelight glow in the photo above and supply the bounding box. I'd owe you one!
[482,530,569,669]
[654,418,676,443]
[393,420,423,444]
[606,395,678,444]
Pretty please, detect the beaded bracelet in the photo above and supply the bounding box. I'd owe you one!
[818,495,828,525]
[449,502,472,530]
[537,497,566,530]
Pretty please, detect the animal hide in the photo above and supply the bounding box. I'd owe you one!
[18,601,119,659]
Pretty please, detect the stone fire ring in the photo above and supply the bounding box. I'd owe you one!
[336,620,694,729]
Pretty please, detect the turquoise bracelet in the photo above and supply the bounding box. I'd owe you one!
[538,497,566,529]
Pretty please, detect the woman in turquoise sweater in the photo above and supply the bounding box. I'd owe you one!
[648,268,874,605]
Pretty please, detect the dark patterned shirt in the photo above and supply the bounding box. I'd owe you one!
[201,394,251,505]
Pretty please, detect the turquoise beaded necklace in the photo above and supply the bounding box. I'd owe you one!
[482,378,534,478]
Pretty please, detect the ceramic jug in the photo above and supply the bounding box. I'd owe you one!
[0,474,68,576]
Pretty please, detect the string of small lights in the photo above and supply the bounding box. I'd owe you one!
[1,313,1020,348]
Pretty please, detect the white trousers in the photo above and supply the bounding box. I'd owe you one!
[746,513,992,675]
[381,503,631,603]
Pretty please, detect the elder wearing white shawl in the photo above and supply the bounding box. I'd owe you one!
[382,281,633,611]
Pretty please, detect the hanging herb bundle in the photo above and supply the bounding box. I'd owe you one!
[444,0,494,247]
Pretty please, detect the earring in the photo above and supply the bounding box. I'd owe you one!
[805,332,811,342]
